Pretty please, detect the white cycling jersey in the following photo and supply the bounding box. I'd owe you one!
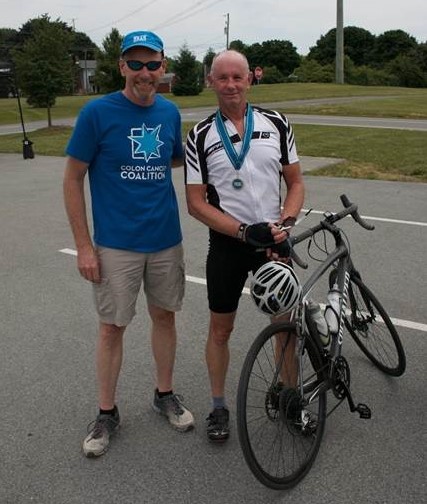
[184,105,299,224]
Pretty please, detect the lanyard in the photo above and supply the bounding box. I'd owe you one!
[215,104,254,171]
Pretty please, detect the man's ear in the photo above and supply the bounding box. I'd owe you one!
[118,59,126,77]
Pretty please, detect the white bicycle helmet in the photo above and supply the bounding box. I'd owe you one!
[250,261,301,316]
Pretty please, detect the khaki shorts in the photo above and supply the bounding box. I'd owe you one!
[92,244,185,326]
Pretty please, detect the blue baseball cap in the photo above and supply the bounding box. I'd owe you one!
[121,31,164,54]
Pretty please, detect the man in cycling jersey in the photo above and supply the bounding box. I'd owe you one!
[184,50,304,443]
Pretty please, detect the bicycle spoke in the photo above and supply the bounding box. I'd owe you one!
[237,323,327,489]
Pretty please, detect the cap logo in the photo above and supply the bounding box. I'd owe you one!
[133,35,147,42]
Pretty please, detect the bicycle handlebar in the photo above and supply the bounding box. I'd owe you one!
[284,194,375,269]
[339,194,375,231]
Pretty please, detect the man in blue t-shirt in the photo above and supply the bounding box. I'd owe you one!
[64,30,194,458]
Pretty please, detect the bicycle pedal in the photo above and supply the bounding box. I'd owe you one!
[356,403,371,419]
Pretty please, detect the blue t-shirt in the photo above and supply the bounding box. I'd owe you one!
[66,92,183,253]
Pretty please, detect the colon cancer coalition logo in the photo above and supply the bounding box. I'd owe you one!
[121,123,167,181]
[128,123,164,161]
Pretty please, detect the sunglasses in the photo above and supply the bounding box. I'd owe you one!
[125,60,163,71]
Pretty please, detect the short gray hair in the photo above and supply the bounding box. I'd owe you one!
[210,50,250,75]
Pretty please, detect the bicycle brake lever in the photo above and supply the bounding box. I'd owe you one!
[295,208,313,226]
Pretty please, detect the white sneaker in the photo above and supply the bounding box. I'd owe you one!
[82,406,120,457]
[152,391,194,432]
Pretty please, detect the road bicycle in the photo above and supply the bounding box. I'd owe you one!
[236,194,406,490]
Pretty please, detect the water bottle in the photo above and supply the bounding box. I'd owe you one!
[324,283,341,335]
[307,300,330,346]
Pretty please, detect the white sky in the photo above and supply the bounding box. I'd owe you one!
[1,0,426,58]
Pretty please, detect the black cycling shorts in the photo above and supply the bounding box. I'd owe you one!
[206,231,268,313]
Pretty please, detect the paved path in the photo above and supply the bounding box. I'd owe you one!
[2,98,427,135]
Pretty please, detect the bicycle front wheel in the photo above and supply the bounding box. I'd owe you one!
[346,275,406,376]
[236,322,327,490]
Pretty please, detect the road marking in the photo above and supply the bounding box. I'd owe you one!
[60,248,427,333]
[302,209,427,227]
[60,248,78,255]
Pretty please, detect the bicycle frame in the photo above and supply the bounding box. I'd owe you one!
[292,220,373,417]
[300,239,353,366]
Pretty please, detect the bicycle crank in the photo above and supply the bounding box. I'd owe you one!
[331,356,372,419]
[331,356,351,400]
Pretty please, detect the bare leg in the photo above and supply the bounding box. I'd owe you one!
[97,322,126,410]
[148,304,177,392]
[206,311,236,397]
[275,331,298,387]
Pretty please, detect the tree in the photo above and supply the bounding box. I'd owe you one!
[260,66,285,84]
[229,39,247,54]
[249,40,300,77]
[386,54,427,88]
[307,28,337,65]
[11,15,73,126]
[0,28,17,98]
[93,28,123,94]
[415,42,427,73]
[0,28,17,60]
[203,47,216,73]
[229,39,300,77]
[291,57,334,83]
[308,26,375,66]
[343,27,376,66]
[370,29,418,65]
[172,44,203,96]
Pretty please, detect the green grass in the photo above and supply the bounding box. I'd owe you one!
[0,95,97,125]
[281,95,427,119]
[2,83,427,126]
[293,125,426,182]
[1,123,425,182]
[1,82,427,182]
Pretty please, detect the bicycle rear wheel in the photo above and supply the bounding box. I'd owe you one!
[346,275,406,376]
[236,321,327,490]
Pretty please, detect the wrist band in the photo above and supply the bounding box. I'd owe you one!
[236,223,247,241]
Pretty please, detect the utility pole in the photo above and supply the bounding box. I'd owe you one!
[224,13,230,49]
[336,0,344,84]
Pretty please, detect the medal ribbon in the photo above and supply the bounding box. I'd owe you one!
[215,104,254,170]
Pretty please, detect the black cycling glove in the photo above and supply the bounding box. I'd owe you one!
[270,239,293,258]
[243,222,276,247]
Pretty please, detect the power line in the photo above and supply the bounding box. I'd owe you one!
[86,0,156,34]
[150,0,225,31]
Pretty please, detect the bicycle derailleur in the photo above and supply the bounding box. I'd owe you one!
[331,356,372,419]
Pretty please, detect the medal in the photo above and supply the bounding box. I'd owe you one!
[232,178,244,190]
[216,105,254,189]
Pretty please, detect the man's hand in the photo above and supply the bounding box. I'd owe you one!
[243,222,288,247]
[268,239,293,262]
[77,245,101,283]
[243,222,275,247]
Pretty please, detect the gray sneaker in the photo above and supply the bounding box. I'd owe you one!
[82,406,120,458]
[152,391,194,432]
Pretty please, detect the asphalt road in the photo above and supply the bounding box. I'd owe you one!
[1,98,427,135]
[0,153,426,504]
